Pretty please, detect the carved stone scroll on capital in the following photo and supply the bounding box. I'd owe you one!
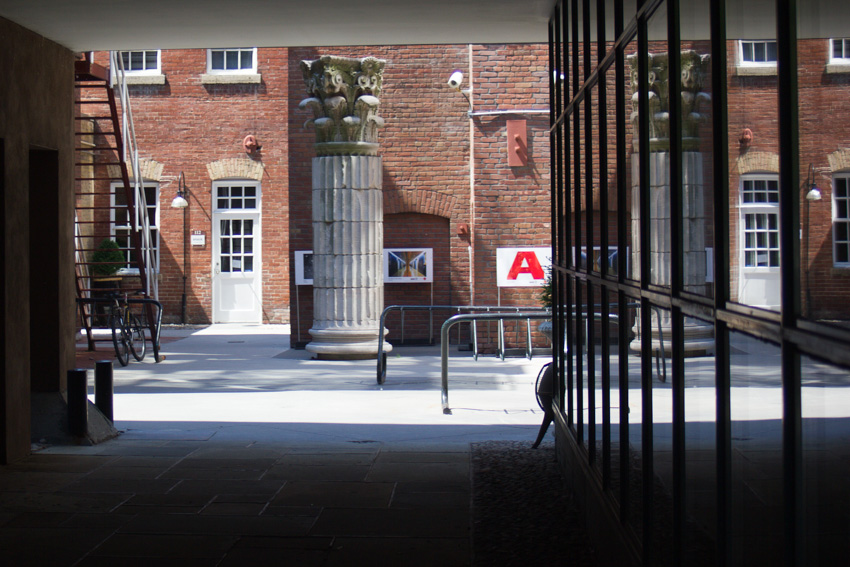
[299,55,386,156]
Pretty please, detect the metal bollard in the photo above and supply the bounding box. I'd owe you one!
[94,360,114,422]
[67,368,88,437]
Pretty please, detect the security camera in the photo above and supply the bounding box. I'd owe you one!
[447,70,463,90]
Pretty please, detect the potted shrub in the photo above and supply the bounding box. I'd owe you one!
[91,238,125,278]
[538,268,554,342]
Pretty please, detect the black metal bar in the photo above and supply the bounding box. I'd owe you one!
[709,0,731,562]
[597,0,611,489]
[94,360,113,422]
[776,0,803,564]
[67,368,88,437]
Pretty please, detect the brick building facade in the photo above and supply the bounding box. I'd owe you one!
[86,44,553,349]
[84,37,850,353]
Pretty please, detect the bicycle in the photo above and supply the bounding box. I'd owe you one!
[107,291,146,366]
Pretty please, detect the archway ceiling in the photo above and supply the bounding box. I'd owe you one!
[0,0,555,52]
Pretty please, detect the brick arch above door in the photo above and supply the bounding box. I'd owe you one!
[206,158,264,181]
[107,158,164,181]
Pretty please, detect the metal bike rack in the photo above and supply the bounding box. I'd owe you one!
[75,296,165,363]
[376,304,551,384]
[439,312,553,414]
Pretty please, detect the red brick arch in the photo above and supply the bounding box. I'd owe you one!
[383,188,459,220]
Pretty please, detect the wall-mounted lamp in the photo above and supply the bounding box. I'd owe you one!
[171,171,189,208]
[804,164,822,201]
[171,171,189,323]
[802,163,822,319]
[447,69,472,116]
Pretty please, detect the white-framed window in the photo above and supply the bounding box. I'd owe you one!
[833,175,850,267]
[740,176,780,268]
[110,183,160,273]
[118,50,161,74]
[831,38,850,62]
[207,48,257,74]
[739,40,778,66]
[214,182,259,211]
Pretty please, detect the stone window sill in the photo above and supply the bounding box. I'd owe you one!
[124,74,166,85]
[735,65,777,77]
[201,73,262,85]
[826,63,850,74]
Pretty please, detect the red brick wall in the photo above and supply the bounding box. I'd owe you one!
[288,44,552,348]
[90,48,292,324]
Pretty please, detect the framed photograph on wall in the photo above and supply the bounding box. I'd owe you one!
[295,250,313,285]
[383,248,433,283]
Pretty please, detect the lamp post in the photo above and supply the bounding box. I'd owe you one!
[803,163,822,319]
[170,172,189,324]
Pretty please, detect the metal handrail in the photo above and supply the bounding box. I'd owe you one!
[376,304,551,384]
[438,305,668,414]
[440,312,553,414]
[109,51,157,300]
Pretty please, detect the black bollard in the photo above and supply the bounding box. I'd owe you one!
[94,360,114,422]
[67,368,88,437]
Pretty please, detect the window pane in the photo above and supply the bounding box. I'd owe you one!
[226,51,238,69]
[145,51,157,69]
[241,50,253,69]
[766,41,777,61]
[212,51,224,69]
[729,332,783,565]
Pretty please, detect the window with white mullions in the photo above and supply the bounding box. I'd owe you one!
[834,176,850,266]
[741,178,779,204]
[218,219,255,273]
[119,50,160,74]
[743,212,780,268]
[831,38,850,62]
[740,40,777,65]
[110,183,160,273]
[216,185,258,210]
[208,48,256,73]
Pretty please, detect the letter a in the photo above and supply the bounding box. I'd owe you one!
[507,251,545,280]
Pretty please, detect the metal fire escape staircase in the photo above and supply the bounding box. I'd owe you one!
[74,52,160,356]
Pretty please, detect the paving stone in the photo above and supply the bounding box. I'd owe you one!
[233,535,333,549]
[310,507,470,538]
[326,537,470,567]
[262,463,371,482]
[167,478,285,497]
[365,461,469,483]
[4,454,118,473]
[375,451,469,464]
[217,546,327,566]
[200,502,266,516]
[118,513,315,537]
[160,467,267,481]
[272,481,394,508]
[89,533,238,558]
[275,452,377,466]
[390,490,471,509]
[59,477,180,494]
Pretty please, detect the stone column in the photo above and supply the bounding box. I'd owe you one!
[299,55,391,359]
[629,51,714,357]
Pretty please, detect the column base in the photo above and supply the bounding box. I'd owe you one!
[306,327,392,360]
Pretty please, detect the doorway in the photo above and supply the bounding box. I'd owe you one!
[212,181,261,323]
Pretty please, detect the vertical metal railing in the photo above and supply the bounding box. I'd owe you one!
[110,51,157,299]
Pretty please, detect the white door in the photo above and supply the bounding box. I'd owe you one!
[212,182,261,323]
[738,177,781,310]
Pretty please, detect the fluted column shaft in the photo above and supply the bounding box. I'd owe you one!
[305,155,389,359]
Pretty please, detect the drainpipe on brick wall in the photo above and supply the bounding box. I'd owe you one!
[468,43,475,306]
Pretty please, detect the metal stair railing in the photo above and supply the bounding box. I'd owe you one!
[110,51,157,300]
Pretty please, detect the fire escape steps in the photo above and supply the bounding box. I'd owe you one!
[74,56,152,352]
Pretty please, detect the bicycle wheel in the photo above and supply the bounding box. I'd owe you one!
[128,314,146,361]
[110,313,130,366]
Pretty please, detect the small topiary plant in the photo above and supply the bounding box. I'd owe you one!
[539,268,553,310]
[91,238,125,277]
